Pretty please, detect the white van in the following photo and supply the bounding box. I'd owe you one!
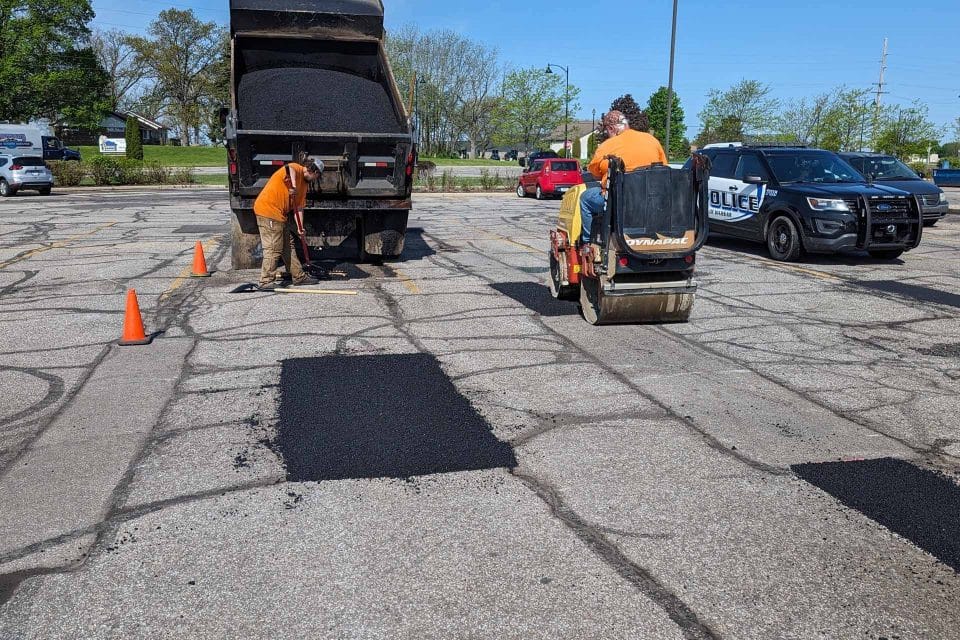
[0,124,44,157]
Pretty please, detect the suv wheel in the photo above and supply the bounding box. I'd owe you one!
[868,249,904,260]
[535,184,544,200]
[516,183,525,198]
[766,216,802,261]
[0,179,13,197]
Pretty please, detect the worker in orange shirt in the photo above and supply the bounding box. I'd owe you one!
[253,158,323,290]
[580,110,668,248]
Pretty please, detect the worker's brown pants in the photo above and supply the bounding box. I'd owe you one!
[256,215,305,286]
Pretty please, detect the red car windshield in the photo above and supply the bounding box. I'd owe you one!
[550,161,579,172]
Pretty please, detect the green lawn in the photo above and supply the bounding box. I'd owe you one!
[76,146,226,167]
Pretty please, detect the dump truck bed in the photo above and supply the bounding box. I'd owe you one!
[229,0,385,40]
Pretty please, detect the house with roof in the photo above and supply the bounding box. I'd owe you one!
[546,120,597,160]
[62,111,171,146]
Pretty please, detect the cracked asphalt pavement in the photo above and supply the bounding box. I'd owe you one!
[0,188,958,639]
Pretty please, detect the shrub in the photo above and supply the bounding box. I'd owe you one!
[88,156,121,186]
[171,167,194,185]
[47,160,86,187]
[125,116,143,161]
[440,170,454,191]
[143,161,171,184]
[425,172,437,191]
[117,159,146,185]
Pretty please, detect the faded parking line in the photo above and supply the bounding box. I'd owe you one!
[0,221,118,271]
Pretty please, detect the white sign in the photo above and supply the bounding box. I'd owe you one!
[98,136,127,154]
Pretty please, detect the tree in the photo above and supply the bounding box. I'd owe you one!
[571,135,581,160]
[874,101,942,159]
[817,87,873,152]
[127,9,226,146]
[0,0,110,130]
[91,29,146,111]
[698,79,779,144]
[776,94,830,145]
[646,86,686,157]
[492,67,579,153]
[587,133,598,158]
[125,115,143,160]
[448,40,500,158]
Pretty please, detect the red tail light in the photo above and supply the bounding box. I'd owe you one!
[684,255,695,264]
[229,162,238,176]
[618,256,629,267]
[11,165,22,171]
[405,152,414,177]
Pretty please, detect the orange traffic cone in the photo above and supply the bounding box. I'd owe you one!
[190,241,211,277]
[119,289,151,346]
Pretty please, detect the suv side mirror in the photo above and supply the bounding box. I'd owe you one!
[917,170,927,179]
[743,175,767,185]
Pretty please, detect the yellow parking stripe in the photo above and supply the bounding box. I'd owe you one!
[0,221,118,270]
[159,237,221,302]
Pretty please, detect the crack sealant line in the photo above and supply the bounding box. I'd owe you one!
[0,221,118,271]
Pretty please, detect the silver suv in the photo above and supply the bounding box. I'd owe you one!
[0,154,54,197]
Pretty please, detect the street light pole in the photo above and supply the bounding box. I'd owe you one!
[546,63,570,158]
[665,0,679,158]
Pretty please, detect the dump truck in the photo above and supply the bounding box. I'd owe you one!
[224,0,415,269]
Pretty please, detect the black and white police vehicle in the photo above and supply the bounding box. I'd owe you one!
[687,143,923,261]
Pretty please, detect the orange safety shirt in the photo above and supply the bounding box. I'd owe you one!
[253,163,309,222]
[587,129,668,189]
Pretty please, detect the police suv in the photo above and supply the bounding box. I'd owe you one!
[687,143,923,261]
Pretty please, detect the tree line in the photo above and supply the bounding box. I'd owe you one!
[696,79,945,159]
[2,2,952,160]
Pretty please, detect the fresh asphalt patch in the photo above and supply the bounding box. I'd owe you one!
[276,354,517,482]
[490,282,578,318]
[793,458,960,572]
[853,280,960,310]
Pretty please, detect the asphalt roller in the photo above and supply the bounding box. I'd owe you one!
[549,156,710,324]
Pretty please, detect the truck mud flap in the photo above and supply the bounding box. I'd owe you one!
[361,210,409,259]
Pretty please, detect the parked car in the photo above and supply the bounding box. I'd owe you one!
[686,144,922,261]
[0,155,54,197]
[490,150,500,161]
[505,150,518,162]
[839,152,949,226]
[42,136,82,162]
[519,149,558,168]
[516,157,583,200]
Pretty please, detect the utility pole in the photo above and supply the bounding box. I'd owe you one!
[871,37,888,150]
[664,0,679,158]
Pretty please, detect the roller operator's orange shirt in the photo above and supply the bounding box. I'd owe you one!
[587,129,668,189]
[253,163,309,222]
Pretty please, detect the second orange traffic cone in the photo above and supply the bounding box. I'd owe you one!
[190,241,211,277]
[119,289,151,346]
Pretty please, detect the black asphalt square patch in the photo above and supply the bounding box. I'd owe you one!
[794,458,960,572]
[277,354,516,482]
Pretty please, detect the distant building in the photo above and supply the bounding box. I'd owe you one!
[62,111,170,146]
[546,120,596,160]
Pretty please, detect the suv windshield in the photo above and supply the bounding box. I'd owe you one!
[848,156,919,180]
[763,152,864,184]
[12,157,46,167]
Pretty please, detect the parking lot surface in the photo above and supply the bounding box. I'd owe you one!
[0,189,958,639]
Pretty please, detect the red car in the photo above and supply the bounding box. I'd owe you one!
[516,158,584,200]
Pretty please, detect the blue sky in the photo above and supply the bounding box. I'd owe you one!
[90,0,960,140]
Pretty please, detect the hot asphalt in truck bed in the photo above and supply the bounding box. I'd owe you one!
[238,68,402,134]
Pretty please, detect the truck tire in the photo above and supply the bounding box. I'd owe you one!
[360,210,408,262]
[231,213,262,270]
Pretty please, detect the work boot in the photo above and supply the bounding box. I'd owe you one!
[293,275,320,286]
[258,281,280,292]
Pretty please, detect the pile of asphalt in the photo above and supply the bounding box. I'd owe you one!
[237,68,402,133]
[276,354,516,481]
[793,457,960,572]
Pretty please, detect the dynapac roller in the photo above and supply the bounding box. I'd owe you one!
[548,157,710,324]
